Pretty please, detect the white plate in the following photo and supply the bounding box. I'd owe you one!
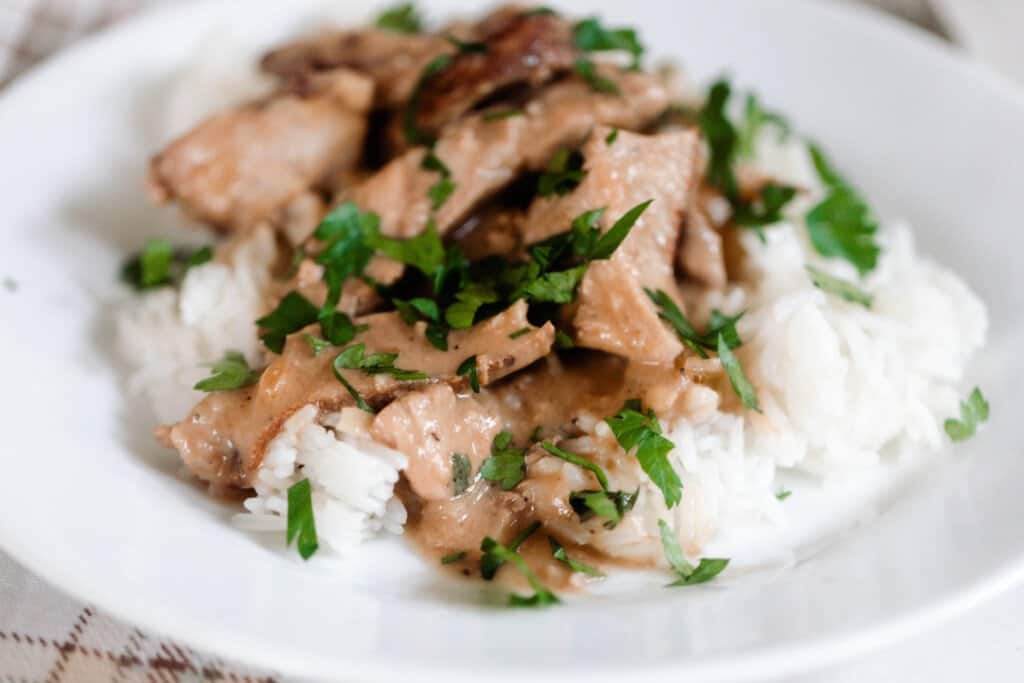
[1,0,1023,680]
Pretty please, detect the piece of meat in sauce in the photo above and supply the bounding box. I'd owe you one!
[148,68,373,233]
[341,67,671,239]
[523,125,701,365]
[160,301,553,489]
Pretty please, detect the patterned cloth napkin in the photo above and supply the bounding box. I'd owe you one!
[0,0,951,681]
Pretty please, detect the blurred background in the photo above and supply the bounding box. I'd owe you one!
[1,0,1023,681]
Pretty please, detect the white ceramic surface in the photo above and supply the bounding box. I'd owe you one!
[1,0,1023,680]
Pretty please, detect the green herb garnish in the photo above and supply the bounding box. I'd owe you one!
[428,177,456,209]
[481,521,539,580]
[605,128,619,145]
[331,342,428,412]
[452,453,472,496]
[120,240,211,290]
[806,265,873,307]
[256,292,320,354]
[371,219,446,279]
[302,334,334,356]
[657,519,728,586]
[193,351,260,392]
[738,93,790,159]
[574,58,619,94]
[806,143,880,275]
[573,17,644,69]
[569,489,637,529]
[549,538,605,577]
[718,333,760,412]
[605,400,681,508]
[509,327,531,339]
[287,479,319,560]
[479,431,526,490]
[541,441,609,490]
[441,551,467,565]
[646,288,744,358]
[944,387,989,442]
[537,148,586,197]
[776,489,792,501]
[480,524,559,607]
[446,35,487,53]
[457,355,480,393]
[375,2,422,33]
[403,54,453,146]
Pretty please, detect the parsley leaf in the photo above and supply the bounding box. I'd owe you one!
[457,355,480,393]
[806,265,873,307]
[573,17,644,69]
[403,54,452,146]
[481,521,539,580]
[523,263,588,303]
[193,351,260,392]
[446,35,487,53]
[540,441,609,490]
[480,431,526,490]
[375,3,422,33]
[371,220,446,279]
[646,289,744,359]
[589,199,651,259]
[555,330,575,349]
[451,453,472,496]
[483,108,523,121]
[441,551,466,565]
[569,489,637,529]
[480,524,560,607]
[445,282,499,328]
[605,401,681,508]
[509,327,531,339]
[121,240,211,290]
[331,343,428,412]
[718,333,760,412]
[287,479,319,560]
[256,292,320,354]
[394,297,447,351]
[657,519,728,586]
[549,538,605,577]
[574,58,619,94]
[428,176,456,209]
[806,143,881,275]
[303,334,334,356]
[605,128,619,145]
[537,148,586,197]
[738,92,790,159]
[732,182,798,231]
[700,80,739,200]
[944,387,989,442]
[776,489,792,501]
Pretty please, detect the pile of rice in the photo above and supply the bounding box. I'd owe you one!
[116,46,987,561]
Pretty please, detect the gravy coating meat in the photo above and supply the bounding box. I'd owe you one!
[149,68,373,232]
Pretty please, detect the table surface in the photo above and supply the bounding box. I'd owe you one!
[2,1,1024,681]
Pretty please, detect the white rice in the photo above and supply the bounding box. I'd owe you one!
[116,52,987,561]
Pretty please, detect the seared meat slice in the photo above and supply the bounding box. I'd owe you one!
[161,301,553,489]
[678,205,727,289]
[343,68,670,238]
[148,68,373,233]
[451,206,524,261]
[261,29,451,108]
[523,126,701,365]
[412,11,576,138]
[372,385,501,500]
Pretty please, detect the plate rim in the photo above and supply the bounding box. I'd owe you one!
[2,0,1024,680]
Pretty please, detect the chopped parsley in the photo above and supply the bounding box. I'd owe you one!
[482,108,523,121]
[569,489,637,529]
[806,143,880,275]
[287,479,319,560]
[776,489,792,501]
[256,292,320,354]
[549,538,605,577]
[428,177,456,209]
[806,265,873,307]
[120,240,211,290]
[718,333,760,412]
[481,521,539,580]
[944,387,989,442]
[540,441,609,490]
[699,80,796,231]
[573,17,644,69]
[193,351,260,392]
[457,355,480,392]
[605,400,681,508]
[480,524,559,607]
[522,263,588,303]
[509,327,531,339]
[441,551,467,565]
[574,58,619,94]
[605,128,619,145]
[555,330,575,349]
[394,297,447,351]
[537,148,586,197]
[403,54,453,146]
[332,342,428,412]
[480,431,527,490]
[657,519,728,586]
[451,453,473,496]
[371,220,446,280]
[738,93,791,159]
[303,334,334,356]
[375,3,422,33]
[645,288,743,358]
